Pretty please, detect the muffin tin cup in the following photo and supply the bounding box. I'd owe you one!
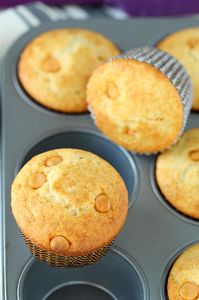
[150,158,199,225]
[106,47,193,154]
[160,240,199,300]
[148,26,196,48]
[16,128,139,211]
[14,129,138,268]
[17,246,149,300]
[20,229,113,268]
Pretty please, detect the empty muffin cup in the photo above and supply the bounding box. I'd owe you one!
[18,247,149,300]
[87,47,193,154]
[11,148,128,267]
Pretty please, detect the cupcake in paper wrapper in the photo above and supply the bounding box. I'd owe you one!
[11,149,128,268]
[20,229,113,267]
[87,47,193,154]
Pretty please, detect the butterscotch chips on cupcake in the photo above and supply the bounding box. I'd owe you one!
[156,128,199,219]
[11,149,128,258]
[87,58,184,153]
[167,243,199,300]
[18,28,120,113]
[157,27,199,110]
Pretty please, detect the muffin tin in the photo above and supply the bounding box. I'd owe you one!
[1,17,199,300]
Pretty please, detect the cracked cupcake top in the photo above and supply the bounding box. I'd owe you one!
[11,149,128,256]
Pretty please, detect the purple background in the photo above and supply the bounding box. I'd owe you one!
[1,0,199,16]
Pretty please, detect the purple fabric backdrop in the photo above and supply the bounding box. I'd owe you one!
[1,0,199,16]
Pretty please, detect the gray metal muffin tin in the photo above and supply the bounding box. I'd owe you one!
[1,17,199,300]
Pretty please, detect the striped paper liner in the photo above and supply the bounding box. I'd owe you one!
[20,229,113,268]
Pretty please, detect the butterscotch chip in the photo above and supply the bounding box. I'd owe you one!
[42,56,61,73]
[11,149,128,256]
[45,155,62,167]
[156,128,199,219]
[95,194,110,213]
[179,282,199,299]
[126,128,135,136]
[50,236,70,254]
[167,243,199,300]
[188,38,199,49]
[29,173,46,188]
[189,150,199,161]
[107,82,119,99]
[18,29,120,113]
[157,27,199,110]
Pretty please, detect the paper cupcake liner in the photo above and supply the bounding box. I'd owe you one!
[20,230,113,268]
[89,47,193,155]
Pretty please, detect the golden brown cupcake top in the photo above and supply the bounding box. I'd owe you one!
[157,27,199,110]
[18,28,120,113]
[167,243,199,300]
[11,149,128,256]
[87,58,183,153]
[156,128,199,219]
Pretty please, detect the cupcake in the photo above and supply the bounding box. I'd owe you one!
[156,128,199,219]
[157,27,199,110]
[87,47,192,154]
[167,243,199,300]
[11,149,128,267]
[18,28,120,113]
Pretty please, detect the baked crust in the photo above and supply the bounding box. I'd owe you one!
[87,58,183,153]
[156,128,199,219]
[157,27,199,110]
[18,28,120,113]
[11,149,128,256]
[167,243,199,300]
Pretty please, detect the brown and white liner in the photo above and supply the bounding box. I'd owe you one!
[89,47,193,154]
[20,229,113,268]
